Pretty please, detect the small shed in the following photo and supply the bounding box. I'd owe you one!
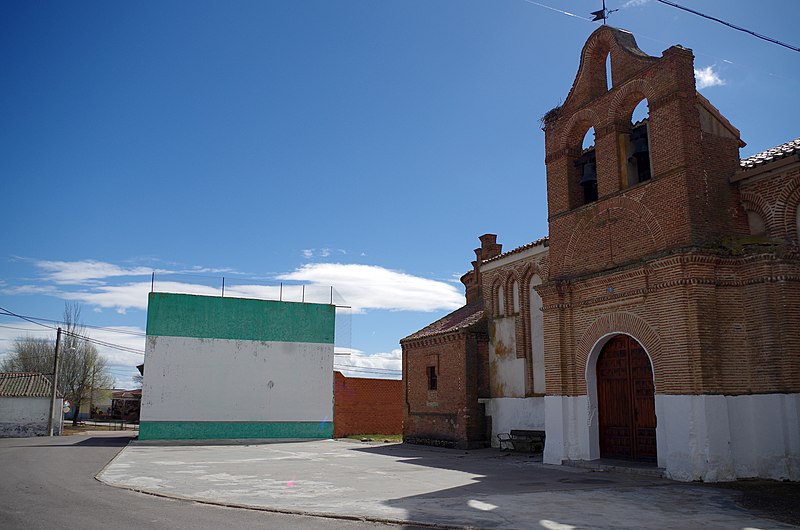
[0,372,63,437]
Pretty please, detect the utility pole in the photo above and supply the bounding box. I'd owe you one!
[47,327,62,436]
[89,365,96,420]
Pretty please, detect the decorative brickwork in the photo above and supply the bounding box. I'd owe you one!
[402,26,798,475]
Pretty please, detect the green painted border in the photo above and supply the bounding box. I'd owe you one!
[146,293,335,344]
[139,421,333,440]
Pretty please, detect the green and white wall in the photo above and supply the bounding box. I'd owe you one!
[140,293,335,441]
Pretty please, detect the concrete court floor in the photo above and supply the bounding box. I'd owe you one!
[97,439,795,530]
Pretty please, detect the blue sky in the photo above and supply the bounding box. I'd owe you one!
[2,0,798,386]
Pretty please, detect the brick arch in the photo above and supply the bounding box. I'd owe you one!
[490,276,506,317]
[606,78,657,124]
[507,270,522,314]
[583,30,613,90]
[577,311,663,386]
[559,107,601,152]
[562,196,664,272]
[520,262,544,290]
[777,179,800,242]
[739,190,775,236]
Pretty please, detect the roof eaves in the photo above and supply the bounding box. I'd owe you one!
[482,236,549,264]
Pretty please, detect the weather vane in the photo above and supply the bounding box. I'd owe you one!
[591,0,619,24]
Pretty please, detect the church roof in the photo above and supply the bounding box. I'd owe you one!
[401,303,484,342]
[740,137,800,170]
[483,236,549,264]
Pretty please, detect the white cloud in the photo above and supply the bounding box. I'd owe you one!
[277,263,464,312]
[2,284,60,296]
[694,66,725,89]
[32,259,237,286]
[58,281,222,312]
[334,348,401,379]
[9,258,464,314]
[622,0,650,7]
[35,259,160,285]
[302,248,346,259]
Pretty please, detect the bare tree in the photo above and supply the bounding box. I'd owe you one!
[0,336,54,374]
[1,303,113,426]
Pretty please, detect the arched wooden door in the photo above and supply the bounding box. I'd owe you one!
[596,335,657,462]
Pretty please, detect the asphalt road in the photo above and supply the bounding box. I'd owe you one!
[0,432,414,530]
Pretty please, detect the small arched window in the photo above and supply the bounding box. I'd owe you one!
[622,100,652,188]
[512,281,520,314]
[497,285,505,316]
[575,127,598,205]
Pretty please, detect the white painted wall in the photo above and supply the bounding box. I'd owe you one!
[529,276,545,394]
[484,397,544,447]
[657,393,800,481]
[489,317,525,397]
[0,396,62,437]
[543,395,591,464]
[543,392,800,481]
[141,336,334,422]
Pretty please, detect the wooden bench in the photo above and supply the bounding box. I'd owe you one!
[497,429,546,453]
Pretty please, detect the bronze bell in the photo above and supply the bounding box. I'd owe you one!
[580,159,597,186]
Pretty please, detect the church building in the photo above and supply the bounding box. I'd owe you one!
[401,26,799,482]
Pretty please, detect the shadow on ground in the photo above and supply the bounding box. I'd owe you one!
[3,434,133,449]
[352,443,798,529]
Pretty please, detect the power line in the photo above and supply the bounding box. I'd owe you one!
[0,306,144,356]
[0,310,146,337]
[0,324,53,333]
[653,0,799,53]
[334,364,401,375]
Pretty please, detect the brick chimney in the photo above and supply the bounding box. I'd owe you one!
[462,234,502,305]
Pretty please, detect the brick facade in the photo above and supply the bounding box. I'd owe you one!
[333,372,402,438]
[539,26,799,398]
[402,25,799,478]
[401,303,489,448]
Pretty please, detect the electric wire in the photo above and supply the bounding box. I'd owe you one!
[653,0,799,53]
[0,306,145,356]
[0,310,146,337]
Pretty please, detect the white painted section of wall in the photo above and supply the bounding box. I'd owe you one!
[141,336,334,422]
[484,397,544,447]
[543,395,591,464]
[512,281,520,314]
[497,287,505,315]
[657,393,800,482]
[544,392,800,481]
[489,317,525,398]
[529,276,545,394]
[0,396,62,437]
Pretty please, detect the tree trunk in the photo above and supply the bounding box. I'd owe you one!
[72,397,82,426]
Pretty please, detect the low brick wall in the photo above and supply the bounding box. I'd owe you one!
[334,372,402,438]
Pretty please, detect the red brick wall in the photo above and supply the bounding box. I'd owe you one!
[333,372,402,438]
[538,25,800,398]
[401,331,488,448]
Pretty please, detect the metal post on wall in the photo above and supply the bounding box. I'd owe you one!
[279,282,283,301]
[302,285,305,303]
[221,277,225,297]
[330,286,333,305]
[151,272,155,293]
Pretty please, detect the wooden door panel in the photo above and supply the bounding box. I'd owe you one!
[597,335,657,461]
